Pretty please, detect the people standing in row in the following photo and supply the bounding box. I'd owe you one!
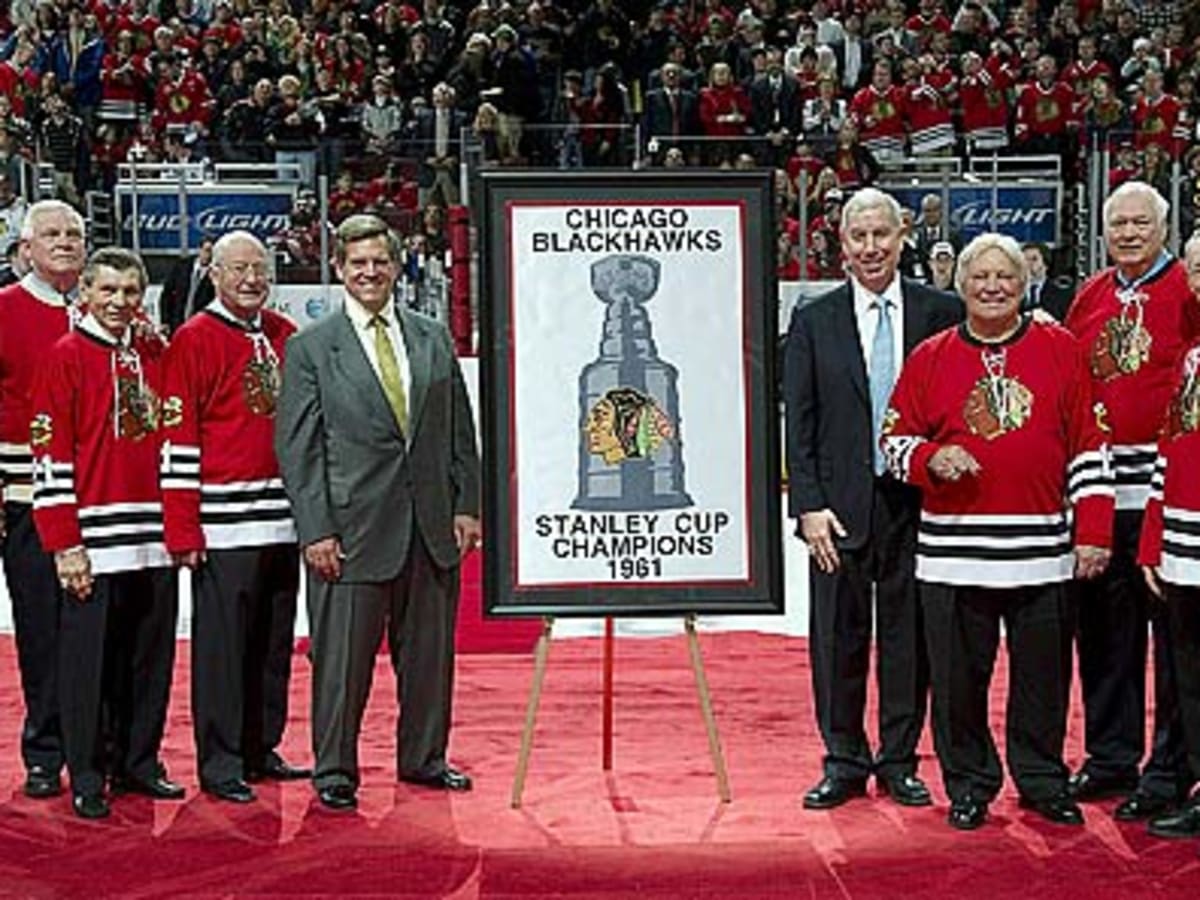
[276,214,482,812]
[783,187,960,811]
[882,232,1114,830]
[160,231,308,804]
[0,200,85,801]
[30,248,180,819]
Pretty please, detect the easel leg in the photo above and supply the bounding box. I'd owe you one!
[685,615,732,803]
[511,616,554,809]
[602,617,614,771]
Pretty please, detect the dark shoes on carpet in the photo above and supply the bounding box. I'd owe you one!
[246,757,312,783]
[1114,790,1174,822]
[316,784,357,812]
[1066,771,1138,802]
[876,774,932,807]
[1018,792,1085,826]
[802,776,867,810]
[1148,804,1200,839]
[72,793,110,820]
[400,766,473,792]
[24,766,62,799]
[113,774,186,801]
[948,796,988,831]
[202,779,256,804]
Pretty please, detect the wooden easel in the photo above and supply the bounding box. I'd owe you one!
[510,614,732,808]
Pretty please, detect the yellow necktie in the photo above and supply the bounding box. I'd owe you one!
[370,315,408,435]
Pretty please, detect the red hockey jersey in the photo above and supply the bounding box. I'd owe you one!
[160,303,297,553]
[30,316,169,574]
[1133,93,1189,157]
[1065,258,1200,510]
[850,84,906,159]
[959,68,1010,150]
[1138,340,1200,586]
[1014,81,1078,139]
[0,277,74,503]
[882,319,1114,587]
[904,80,955,154]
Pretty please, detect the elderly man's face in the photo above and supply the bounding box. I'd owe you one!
[841,206,903,294]
[1105,191,1166,274]
[962,246,1023,336]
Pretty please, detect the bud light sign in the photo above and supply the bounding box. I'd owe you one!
[116,188,296,251]
[885,183,1060,244]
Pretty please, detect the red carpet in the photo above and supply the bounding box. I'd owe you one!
[0,631,1197,898]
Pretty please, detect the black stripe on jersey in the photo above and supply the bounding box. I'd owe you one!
[1164,516,1200,537]
[1162,540,1200,560]
[1113,471,1154,485]
[0,450,33,464]
[77,509,162,529]
[1069,476,1112,497]
[919,519,1069,538]
[201,508,293,525]
[917,541,1071,561]
[200,487,289,505]
[34,486,76,500]
[85,531,165,550]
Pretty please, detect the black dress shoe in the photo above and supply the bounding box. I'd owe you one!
[24,766,62,799]
[802,776,867,810]
[122,775,186,801]
[202,779,256,804]
[1019,793,1085,826]
[246,757,312,783]
[1114,790,1174,822]
[72,793,110,820]
[316,784,357,811]
[1148,804,1200,839]
[877,773,933,807]
[400,766,473,792]
[948,796,988,831]
[1067,771,1139,802]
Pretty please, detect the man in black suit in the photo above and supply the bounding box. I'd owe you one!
[1020,243,1073,321]
[641,62,700,163]
[748,48,800,168]
[832,12,874,91]
[784,186,961,810]
[159,235,215,335]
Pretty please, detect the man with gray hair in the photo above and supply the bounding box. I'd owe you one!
[161,230,309,803]
[0,199,86,800]
[784,186,961,810]
[1064,180,1200,822]
[276,214,481,812]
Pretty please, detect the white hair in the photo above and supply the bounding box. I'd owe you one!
[1184,230,1200,263]
[840,187,903,233]
[954,232,1029,296]
[20,199,85,242]
[1103,180,1169,234]
[212,229,268,267]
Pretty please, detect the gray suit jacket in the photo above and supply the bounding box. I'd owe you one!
[275,305,480,581]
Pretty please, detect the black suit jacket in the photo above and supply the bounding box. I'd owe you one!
[159,255,214,335]
[783,278,962,549]
[1025,277,1075,321]
[748,73,801,136]
[641,87,699,147]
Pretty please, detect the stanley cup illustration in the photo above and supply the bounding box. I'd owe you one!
[573,255,693,511]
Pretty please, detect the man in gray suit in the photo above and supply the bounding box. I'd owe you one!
[276,214,482,812]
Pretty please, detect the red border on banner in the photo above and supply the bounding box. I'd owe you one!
[503,198,755,594]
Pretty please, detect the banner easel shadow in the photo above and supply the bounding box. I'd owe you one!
[510,614,732,808]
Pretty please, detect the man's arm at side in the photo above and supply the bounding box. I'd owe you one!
[275,333,337,547]
[782,301,827,518]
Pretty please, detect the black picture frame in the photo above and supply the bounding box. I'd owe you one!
[480,170,782,617]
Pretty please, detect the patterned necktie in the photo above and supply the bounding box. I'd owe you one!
[868,297,896,476]
[369,315,408,435]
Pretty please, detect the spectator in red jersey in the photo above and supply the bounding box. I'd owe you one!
[959,50,1010,153]
[1063,35,1114,100]
[850,58,906,161]
[900,55,954,155]
[1134,67,1188,158]
[699,60,749,165]
[827,119,880,190]
[1014,55,1078,158]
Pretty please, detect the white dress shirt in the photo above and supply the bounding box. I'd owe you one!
[852,274,905,378]
[343,294,412,412]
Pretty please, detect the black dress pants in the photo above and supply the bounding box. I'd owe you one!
[2,501,63,774]
[1077,510,1189,799]
[808,476,929,781]
[1164,583,1200,797]
[923,581,1074,804]
[191,544,299,785]
[59,567,178,797]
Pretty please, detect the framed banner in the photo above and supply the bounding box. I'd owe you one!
[480,171,782,617]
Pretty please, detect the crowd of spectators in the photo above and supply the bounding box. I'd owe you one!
[1,0,1200,283]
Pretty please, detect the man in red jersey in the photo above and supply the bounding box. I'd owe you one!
[1065,181,1200,821]
[0,200,84,800]
[30,248,180,819]
[161,231,309,803]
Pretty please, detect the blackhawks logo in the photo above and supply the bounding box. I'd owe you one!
[1165,348,1200,437]
[1091,314,1152,380]
[163,395,184,429]
[115,377,161,441]
[963,375,1034,439]
[583,387,675,465]
[1035,97,1060,123]
[242,358,282,416]
[30,413,53,448]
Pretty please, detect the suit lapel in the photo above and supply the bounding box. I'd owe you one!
[330,310,403,439]
[834,283,869,404]
[399,308,432,437]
